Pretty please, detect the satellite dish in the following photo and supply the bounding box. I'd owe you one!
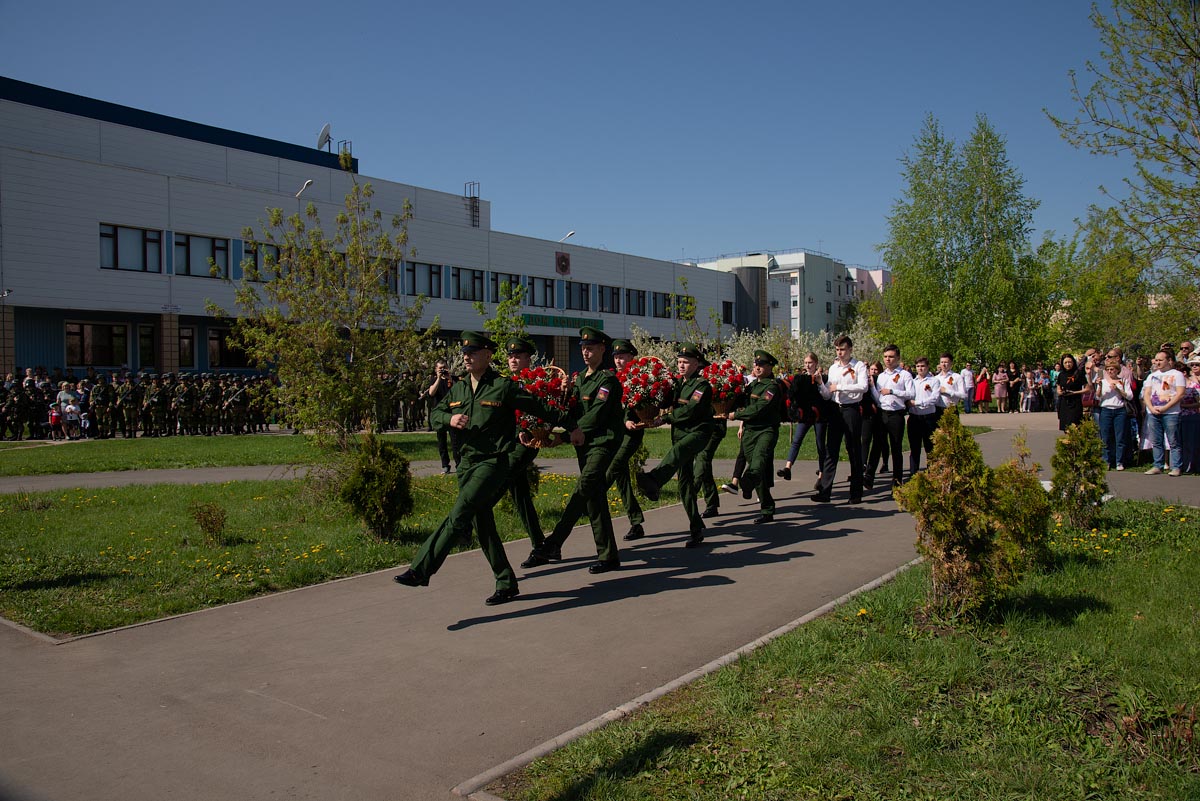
[317,123,332,151]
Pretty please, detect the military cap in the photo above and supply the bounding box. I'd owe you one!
[459,331,497,353]
[611,339,637,356]
[578,326,611,347]
[676,342,706,362]
[506,337,536,356]
[752,349,778,367]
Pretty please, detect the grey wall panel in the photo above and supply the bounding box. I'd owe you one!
[170,180,282,239]
[0,101,101,162]
[407,219,490,265]
[226,150,280,193]
[14,307,66,369]
[101,123,228,182]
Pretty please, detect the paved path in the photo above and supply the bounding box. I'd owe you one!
[1,411,1196,801]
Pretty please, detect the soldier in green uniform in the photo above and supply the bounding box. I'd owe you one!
[499,338,555,565]
[608,339,648,541]
[636,342,714,547]
[394,332,564,606]
[141,375,161,437]
[524,327,625,573]
[115,374,135,438]
[89,374,115,438]
[695,369,732,520]
[202,374,222,435]
[723,350,785,523]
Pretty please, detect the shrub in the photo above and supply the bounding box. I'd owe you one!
[990,432,1053,577]
[188,501,229,545]
[337,432,414,539]
[1050,418,1108,530]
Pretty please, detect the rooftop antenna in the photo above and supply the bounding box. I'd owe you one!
[317,123,332,152]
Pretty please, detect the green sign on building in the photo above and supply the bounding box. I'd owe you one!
[522,314,603,330]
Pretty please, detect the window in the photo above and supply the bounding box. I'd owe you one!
[674,295,695,320]
[100,224,161,272]
[382,259,400,294]
[179,326,196,369]
[529,277,555,308]
[450,266,484,301]
[65,322,128,367]
[175,233,229,278]
[138,325,157,370]
[598,285,620,314]
[825,280,832,293]
[791,299,798,307]
[208,328,248,369]
[826,302,833,314]
[404,262,442,298]
[243,242,282,281]
[837,284,841,297]
[652,292,672,319]
[723,301,734,325]
[625,289,646,317]
[564,281,590,311]
[490,272,523,303]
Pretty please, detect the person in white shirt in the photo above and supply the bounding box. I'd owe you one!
[907,357,940,475]
[813,335,869,503]
[961,363,975,414]
[936,353,968,413]
[1096,357,1134,470]
[867,344,914,488]
[1143,349,1186,475]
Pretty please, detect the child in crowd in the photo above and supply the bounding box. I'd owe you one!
[63,400,81,440]
[47,402,64,441]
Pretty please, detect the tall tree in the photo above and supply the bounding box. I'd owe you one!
[873,114,1050,364]
[1048,0,1200,274]
[211,163,440,450]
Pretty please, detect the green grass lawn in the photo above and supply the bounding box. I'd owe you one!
[0,473,678,637]
[491,499,1199,801]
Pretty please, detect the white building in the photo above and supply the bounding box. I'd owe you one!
[697,249,888,338]
[0,77,790,376]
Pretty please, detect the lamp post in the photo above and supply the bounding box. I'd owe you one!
[0,289,12,378]
[557,231,575,243]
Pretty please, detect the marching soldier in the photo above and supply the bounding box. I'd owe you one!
[609,340,648,542]
[636,342,714,547]
[724,350,785,523]
[524,327,624,573]
[501,338,554,563]
[394,332,564,606]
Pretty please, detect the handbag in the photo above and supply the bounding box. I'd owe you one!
[1081,389,1096,409]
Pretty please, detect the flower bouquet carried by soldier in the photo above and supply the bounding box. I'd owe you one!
[702,358,746,417]
[617,356,676,425]
[511,365,572,447]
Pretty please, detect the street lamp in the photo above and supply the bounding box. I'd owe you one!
[295,179,314,198]
[558,231,575,243]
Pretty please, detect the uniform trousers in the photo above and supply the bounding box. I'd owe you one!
[696,424,728,511]
[868,410,906,486]
[605,429,645,527]
[508,445,545,549]
[410,455,517,591]
[740,425,779,514]
[907,411,937,475]
[817,403,863,499]
[646,429,710,531]
[544,441,620,563]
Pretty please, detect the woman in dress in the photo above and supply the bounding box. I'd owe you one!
[1056,354,1087,431]
[992,363,1009,413]
[974,364,991,412]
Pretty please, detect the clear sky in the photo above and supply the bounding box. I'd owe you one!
[0,0,1129,268]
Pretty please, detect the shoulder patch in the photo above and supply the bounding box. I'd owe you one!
[691,388,705,401]
[597,386,610,400]
[764,389,775,400]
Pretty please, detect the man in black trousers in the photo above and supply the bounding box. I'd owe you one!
[813,335,868,504]
[866,344,913,489]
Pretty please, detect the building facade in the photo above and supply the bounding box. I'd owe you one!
[0,77,791,377]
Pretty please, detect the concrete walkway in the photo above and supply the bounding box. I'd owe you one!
[1,411,1197,801]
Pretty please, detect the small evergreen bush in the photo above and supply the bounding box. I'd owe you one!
[991,432,1053,577]
[188,501,229,546]
[338,433,414,539]
[1050,418,1108,530]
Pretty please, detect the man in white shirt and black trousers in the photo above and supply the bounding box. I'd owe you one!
[936,353,968,418]
[813,335,869,504]
[866,344,914,490]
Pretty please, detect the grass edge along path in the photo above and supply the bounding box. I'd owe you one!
[486,499,1200,801]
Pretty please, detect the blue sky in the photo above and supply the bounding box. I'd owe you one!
[0,0,1128,267]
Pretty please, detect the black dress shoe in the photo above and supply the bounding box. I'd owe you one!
[777,466,792,481]
[623,524,645,541]
[848,496,863,505]
[700,506,719,519]
[811,492,832,503]
[741,483,754,500]
[753,514,774,524]
[393,569,423,587]
[520,551,550,569]
[587,560,620,574]
[636,472,660,501]
[685,532,705,548]
[485,586,520,606]
[863,476,875,491]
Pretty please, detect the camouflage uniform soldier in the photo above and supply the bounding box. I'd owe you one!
[89,374,115,438]
[142,375,163,437]
[115,375,135,437]
[176,374,198,435]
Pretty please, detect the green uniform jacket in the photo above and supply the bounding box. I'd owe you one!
[430,367,561,465]
[733,376,785,429]
[564,368,624,446]
[664,374,713,433]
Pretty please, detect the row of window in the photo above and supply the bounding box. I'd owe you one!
[66,322,246,370]
[100,223,698,318]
